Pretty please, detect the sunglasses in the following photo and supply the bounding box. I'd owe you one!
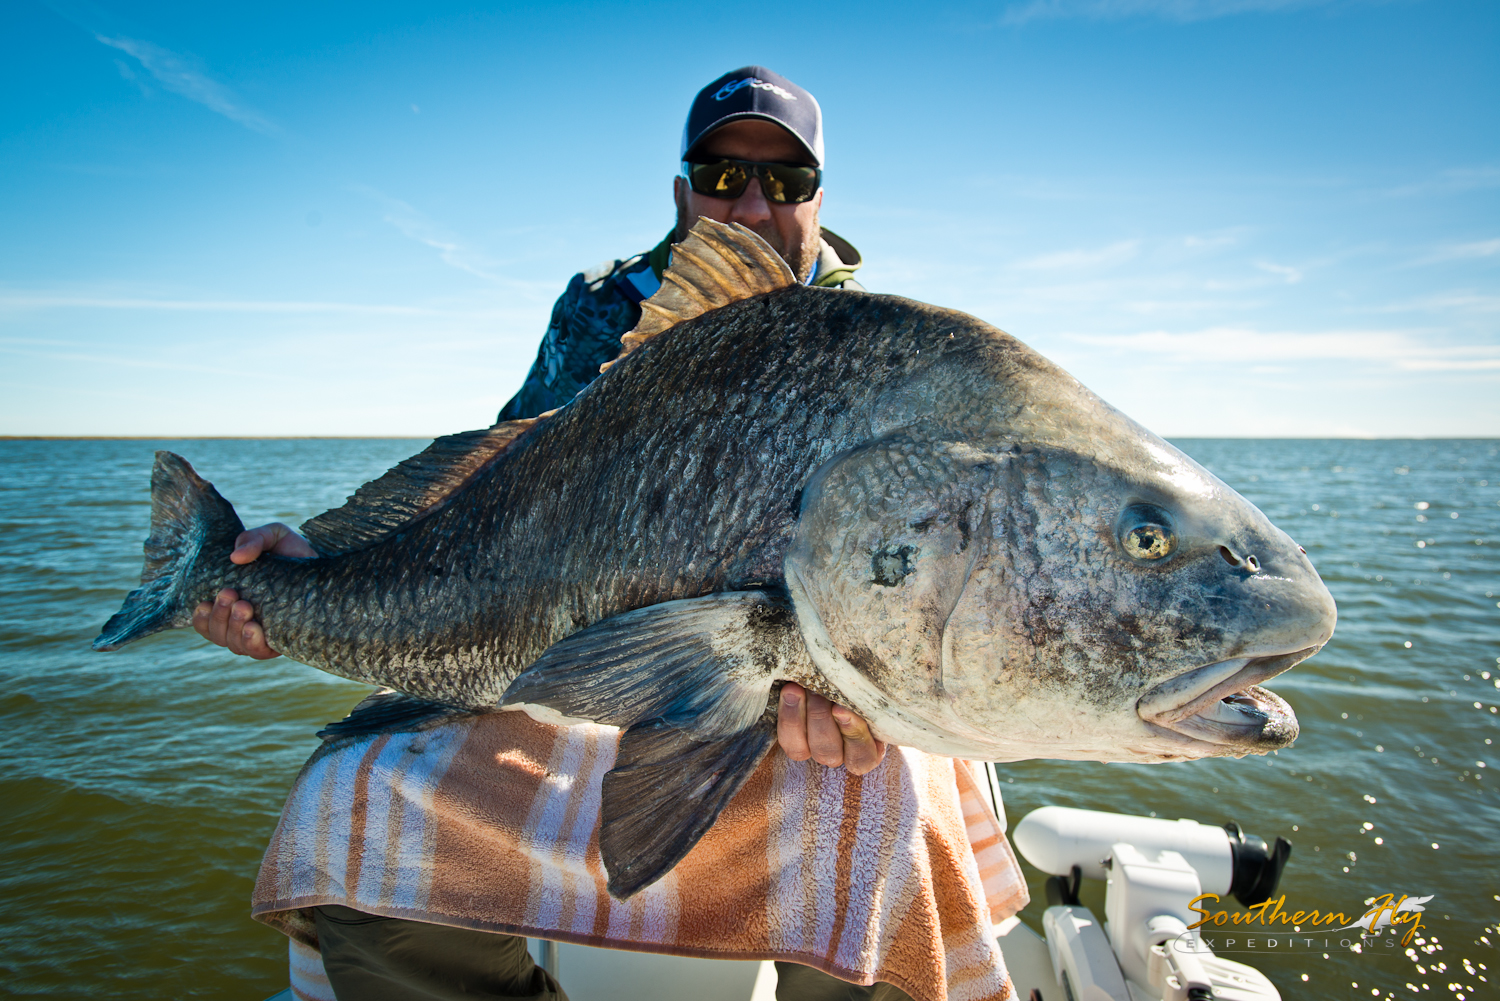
[682,157,822,205]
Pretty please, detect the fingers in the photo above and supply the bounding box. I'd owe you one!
[206,524,302,656]
[231,523,317,564]
[803,692,845,768]
[776,684,851,768]
[777,683,812,762]
[777,682,886,774]
[272,529,318,559]
[197,589,239,647]
[831,705,886,776]
[191,600,214,641]
[230,529,271,564]
[232,615,280,659]
[191,588,279,658]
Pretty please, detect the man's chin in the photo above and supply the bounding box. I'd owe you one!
[747,222,820,284]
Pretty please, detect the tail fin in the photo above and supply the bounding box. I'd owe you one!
[94,452,245,651]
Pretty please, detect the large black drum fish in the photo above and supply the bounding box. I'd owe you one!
[95,219,1336,897]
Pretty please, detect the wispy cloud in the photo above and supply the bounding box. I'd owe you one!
[112,57,151,97]
[353,187,516,285]
[43,1,275,133]
[1399,357,1500,372]
[0,296,513,317]
[1412,238,1500,265]
[1182,232,1241,250]
[94,35,276,134]
[998,0,1337,26]
[1066,326,1500,372]
[1117,297,1267,316]
[1363,292,1500,315]
[0,342,240,378]
[1015,240,1140,271]
[1384,166,1500,198]
[1255,260,1303,283]
[1070,326,1406,361]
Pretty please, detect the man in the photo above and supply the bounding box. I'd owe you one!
[496,66,863,424]
[198,68,1021,1001]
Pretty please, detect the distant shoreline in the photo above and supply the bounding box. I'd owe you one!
[0,435,436,441]
[3,435,1496,442]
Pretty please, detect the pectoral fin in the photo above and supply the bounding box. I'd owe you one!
[501,590,801,738]
[602,715,777,899]
[501,589,809,898]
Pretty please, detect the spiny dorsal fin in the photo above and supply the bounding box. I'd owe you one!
[604,218,798,371]
[300,419,539,557]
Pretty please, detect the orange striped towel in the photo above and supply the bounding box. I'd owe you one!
[252,711,1028,1001]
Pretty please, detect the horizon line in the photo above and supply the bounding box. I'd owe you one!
[0,435,440,440]
[5,435,1499,442]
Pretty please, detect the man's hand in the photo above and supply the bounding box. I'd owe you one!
[190,523,316,659]
[776,682,886,775]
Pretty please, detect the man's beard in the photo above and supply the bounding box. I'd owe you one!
[674,202,822,283]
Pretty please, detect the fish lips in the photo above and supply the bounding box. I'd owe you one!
[1136,648,1319,753]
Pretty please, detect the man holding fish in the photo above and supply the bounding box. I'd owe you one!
[100,57,1336,1001]
[191,68,1008,1000]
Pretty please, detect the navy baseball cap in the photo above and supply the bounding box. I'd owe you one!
[681,66,824,167]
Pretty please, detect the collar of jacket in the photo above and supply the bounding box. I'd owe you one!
[810,228,862,288]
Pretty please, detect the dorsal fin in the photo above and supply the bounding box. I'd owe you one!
[604,219,797,371]
[300,419,539,557]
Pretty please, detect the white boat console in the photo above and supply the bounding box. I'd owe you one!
[1008,806,1292,1001]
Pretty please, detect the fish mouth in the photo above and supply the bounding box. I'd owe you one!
[1137,648,1319,752]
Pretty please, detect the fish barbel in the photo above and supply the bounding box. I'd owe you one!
[95,220,1336,897]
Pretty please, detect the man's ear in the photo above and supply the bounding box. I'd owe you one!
[673,174,686,204]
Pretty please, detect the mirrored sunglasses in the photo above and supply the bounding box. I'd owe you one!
[682,158,822,205]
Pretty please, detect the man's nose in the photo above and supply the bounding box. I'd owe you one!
[728,176,773,227]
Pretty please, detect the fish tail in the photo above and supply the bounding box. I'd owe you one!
[93,451,245,651]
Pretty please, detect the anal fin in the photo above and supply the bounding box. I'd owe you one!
[317,689,480,742]
[601,715,776,899]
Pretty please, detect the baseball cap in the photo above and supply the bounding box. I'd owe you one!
[681,66,824,167]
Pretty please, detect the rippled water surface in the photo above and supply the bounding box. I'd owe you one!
[1,438,1496,999]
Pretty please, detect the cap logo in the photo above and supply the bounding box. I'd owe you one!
[713,77,796,102]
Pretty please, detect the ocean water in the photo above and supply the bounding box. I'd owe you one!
[0,438,1495,1000]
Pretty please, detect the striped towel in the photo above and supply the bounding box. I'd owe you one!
[253,711,1029,1001]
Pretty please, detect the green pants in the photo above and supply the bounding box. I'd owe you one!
[314,906,916,1001]
[314,906,565,1000]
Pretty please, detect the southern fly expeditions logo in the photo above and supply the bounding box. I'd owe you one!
[714,77,797,102]
[1179,891,1435,954]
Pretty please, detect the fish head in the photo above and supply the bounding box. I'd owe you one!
[784,431,1336,764]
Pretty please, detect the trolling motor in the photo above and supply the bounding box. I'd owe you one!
[1012,807,1292,1001]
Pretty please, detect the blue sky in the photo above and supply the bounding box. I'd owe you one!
[2,0,1496,437]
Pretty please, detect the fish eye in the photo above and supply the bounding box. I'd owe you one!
[1118,504,1176,561]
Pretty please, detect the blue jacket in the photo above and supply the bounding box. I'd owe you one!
[497,229,863,422]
